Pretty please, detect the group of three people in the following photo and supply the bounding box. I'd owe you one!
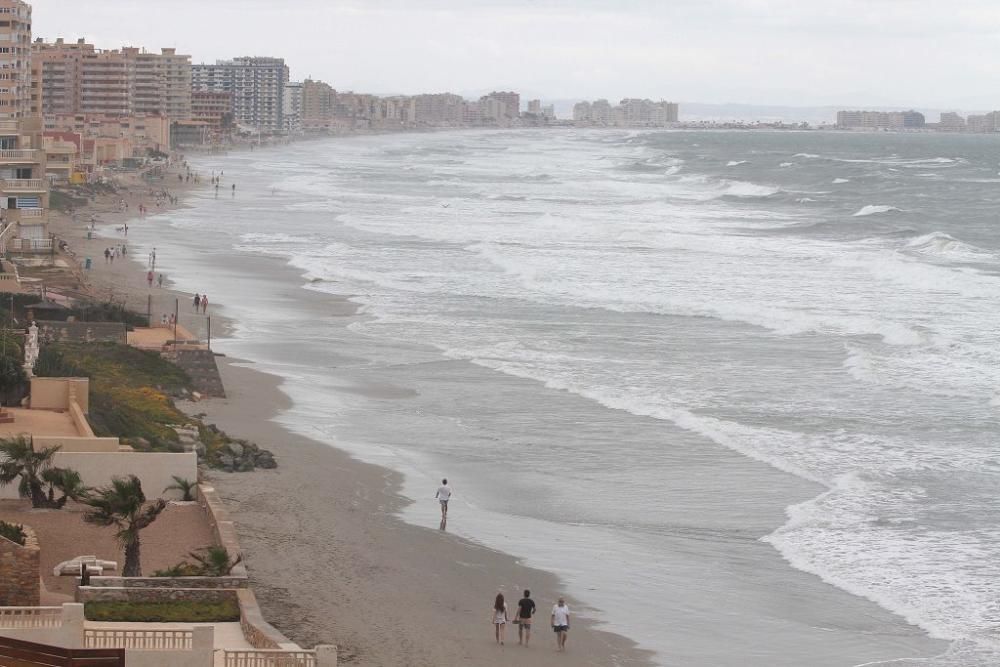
[492,591,571,651]
[434,479,572,652]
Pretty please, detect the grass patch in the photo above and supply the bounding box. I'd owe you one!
[0,520,26,545]
[35,343,192,447]
[84,599,240,623]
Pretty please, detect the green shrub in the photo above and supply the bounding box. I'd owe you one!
[84,599,240,622]
[35,343,192,447]
[0,520,26,545]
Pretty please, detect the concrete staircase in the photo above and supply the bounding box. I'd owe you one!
[169,349,226,398]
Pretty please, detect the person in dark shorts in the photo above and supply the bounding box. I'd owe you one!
[551,597,570,652]
[435,478,451,518]
[515,590,536,646]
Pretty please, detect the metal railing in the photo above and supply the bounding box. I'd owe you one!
[84,628,194,651]
[16,207,44,217]
[0,606,62,629]
[1,177,45,191]
[223,650,317,667]
[0,148,37,161]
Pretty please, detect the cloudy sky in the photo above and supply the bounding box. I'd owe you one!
[29,0,1000,110]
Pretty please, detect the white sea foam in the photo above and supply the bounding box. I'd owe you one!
[726,160,747,167]
[779,162,794,167]
[853,205,901,217]
[833,178,850,184]
[903,232,995,263]
[722,181,780,197]
[794,153,820,159]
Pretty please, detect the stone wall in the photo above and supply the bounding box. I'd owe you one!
[76,586,238,606]
[0,524,40,606]
[87,576,248,589]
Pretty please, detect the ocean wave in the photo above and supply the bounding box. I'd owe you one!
[722,181,781,198]
[794,153,820,159]
[903,232,995,262]
[779,162,794,168]
[726,160,747,167]
[853,205,901,217]
[832,178,850,184]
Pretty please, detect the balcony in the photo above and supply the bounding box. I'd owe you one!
[0,148,38,163]
[1,178,46,192]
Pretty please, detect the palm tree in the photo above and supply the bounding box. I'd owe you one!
[187,545,243,576]
[163,476,196,502]
[42,468,90,508]
[0,436,59,508]
[83,475,166,577]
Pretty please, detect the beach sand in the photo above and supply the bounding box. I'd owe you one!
[48,162,655,665]
[191,357,656,666]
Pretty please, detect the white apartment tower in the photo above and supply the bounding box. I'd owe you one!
[193,57,287,132]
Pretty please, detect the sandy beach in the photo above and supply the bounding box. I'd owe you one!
[49,160,656,665]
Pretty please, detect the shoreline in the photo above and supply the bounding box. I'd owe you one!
[53,160,658,664]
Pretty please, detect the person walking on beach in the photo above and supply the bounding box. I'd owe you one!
[104,248,110,264]
[551,598,570,652]
[146,270,154,287]
[201,294,208,314]
[193,294,201,311]
[516,590,536,647]
[157,273,164,288]
[435,479,451,518]
[492,593,508,645]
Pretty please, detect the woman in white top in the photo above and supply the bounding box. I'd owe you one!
[491,592,508,645]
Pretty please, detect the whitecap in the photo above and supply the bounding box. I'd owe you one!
[833,178,850,184]
[853,205,901,217]
[726,160,747,167]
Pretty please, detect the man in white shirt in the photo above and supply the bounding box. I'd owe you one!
[551,597,570,652]
[435,479,452,518]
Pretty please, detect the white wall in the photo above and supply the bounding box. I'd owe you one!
[0,452,197,501]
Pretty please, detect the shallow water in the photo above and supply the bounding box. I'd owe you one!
[130,129,1000,665]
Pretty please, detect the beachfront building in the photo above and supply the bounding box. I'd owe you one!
[411,92,465,126]
[0,0,50,255]
[301,78,336,131]
[192,90,233,133]
[573,97,678,127]
[938,112,966,132]
[33,39,193,122]
[485,90,520,119]
[282,81,302,134]
[192,56,287,133]
[836,110,926,130]
[44,112,169,163]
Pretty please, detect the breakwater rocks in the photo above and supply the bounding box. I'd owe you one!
[173,424,277,473]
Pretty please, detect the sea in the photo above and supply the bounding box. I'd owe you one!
[126,129,1000,666]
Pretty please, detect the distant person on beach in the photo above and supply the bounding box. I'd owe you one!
[193,294,201,311]
[492,593,508,645]
[201,295,208,314]
[232,183,236,196]
[435,479,451,518]
[551,598,570,652]
[160,314,168,326]
[146,270,154,287]
[516,590,536,646]
[104,248,110,264]
[157,274,164,288]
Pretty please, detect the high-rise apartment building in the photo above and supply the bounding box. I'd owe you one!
[33,39,192,119]
[301,78,335,130]
[282,81,302,133]
[837,110,925,130]
[0,0,50,255]
[573,98,677,127]
[192,90,233,132]
[193,57,287,132]
[484,91,520,119]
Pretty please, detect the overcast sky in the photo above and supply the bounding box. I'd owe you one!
[28,0,1000,110]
